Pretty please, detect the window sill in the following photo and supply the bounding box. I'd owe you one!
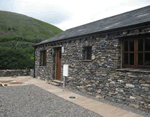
[116,68,150,73]
[82,60,92,62]
[72,60,93,62]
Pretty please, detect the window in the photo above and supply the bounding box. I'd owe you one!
[40,50,46,66]
[122,38,150,68]
[83,46,92,60]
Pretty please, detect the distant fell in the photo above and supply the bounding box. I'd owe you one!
[0,10,63,40]
[0,11,63,69]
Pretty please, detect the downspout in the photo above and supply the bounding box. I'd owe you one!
[33,47,36,78]
[121,40,122,68]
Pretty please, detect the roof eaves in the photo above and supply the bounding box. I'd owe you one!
[33,21,150,47]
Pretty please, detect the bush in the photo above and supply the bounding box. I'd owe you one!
[0,47,34,69]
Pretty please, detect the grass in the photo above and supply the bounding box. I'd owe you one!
[0,10,63,69]
[0,10,63,40]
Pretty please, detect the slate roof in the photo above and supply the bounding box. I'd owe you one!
[35,5,150,46]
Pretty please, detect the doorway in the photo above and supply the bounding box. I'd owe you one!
[55,47,61,80]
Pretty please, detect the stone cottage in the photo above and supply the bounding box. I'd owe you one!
[33,6,150,111]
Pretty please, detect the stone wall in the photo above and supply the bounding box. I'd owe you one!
[35,26,150,111]
[113,70,150,110]
[35,47,53,80]
[35,34,121,81]
[0,69,31,77]
[67,69,150,111]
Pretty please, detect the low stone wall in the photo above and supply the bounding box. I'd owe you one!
[0,69,31,77]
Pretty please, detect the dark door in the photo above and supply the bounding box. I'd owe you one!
[56,47,61,80]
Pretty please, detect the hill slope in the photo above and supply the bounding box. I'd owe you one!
[0,11,63,69]
[0,11,62,40]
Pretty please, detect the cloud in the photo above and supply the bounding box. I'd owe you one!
[57,0,150,30]
[12,0,72,25]
[0,0,150,30]
[1,0,72,26]
[1,0,16,11]
[16,6,71,25]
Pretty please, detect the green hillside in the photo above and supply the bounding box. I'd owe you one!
[0,11,63,69]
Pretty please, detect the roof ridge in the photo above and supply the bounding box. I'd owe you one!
[65,5,150,31]
[35,5,150,46]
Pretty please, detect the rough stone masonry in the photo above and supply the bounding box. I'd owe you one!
[0,69,30,77]
[35,25,150,112]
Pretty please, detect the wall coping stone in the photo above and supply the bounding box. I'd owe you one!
[0,69,32,77]
[116,68,150,73]
[0,69,29,71]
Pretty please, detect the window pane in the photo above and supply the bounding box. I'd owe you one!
[82,49,85,60]
[43,51,46,66]
[138,39,143,51]
[130,40,134,51]
[83,47,92,60]
[145,39,150,51]
[87,47,92,53]
[124,53,128,64]
[40,52,43,66]
[130,53,134,65]
[87,53,91,60]
[40,50,46,66]
[138,53,143,65]
[145,53,150,65]
[87,47,92,60]
[124,41,128,51]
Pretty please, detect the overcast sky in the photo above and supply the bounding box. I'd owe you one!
[1,0,150,30]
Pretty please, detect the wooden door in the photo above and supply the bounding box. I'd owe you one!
[56,47,61,80]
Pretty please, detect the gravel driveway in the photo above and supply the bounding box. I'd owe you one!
[0,85,101,117]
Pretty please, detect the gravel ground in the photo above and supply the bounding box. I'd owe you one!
[64,87,150,117]
[0,85,101,117]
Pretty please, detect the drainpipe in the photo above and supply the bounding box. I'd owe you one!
[63,76,66,89]
[33,47,36,78]
[121,41,122,68]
